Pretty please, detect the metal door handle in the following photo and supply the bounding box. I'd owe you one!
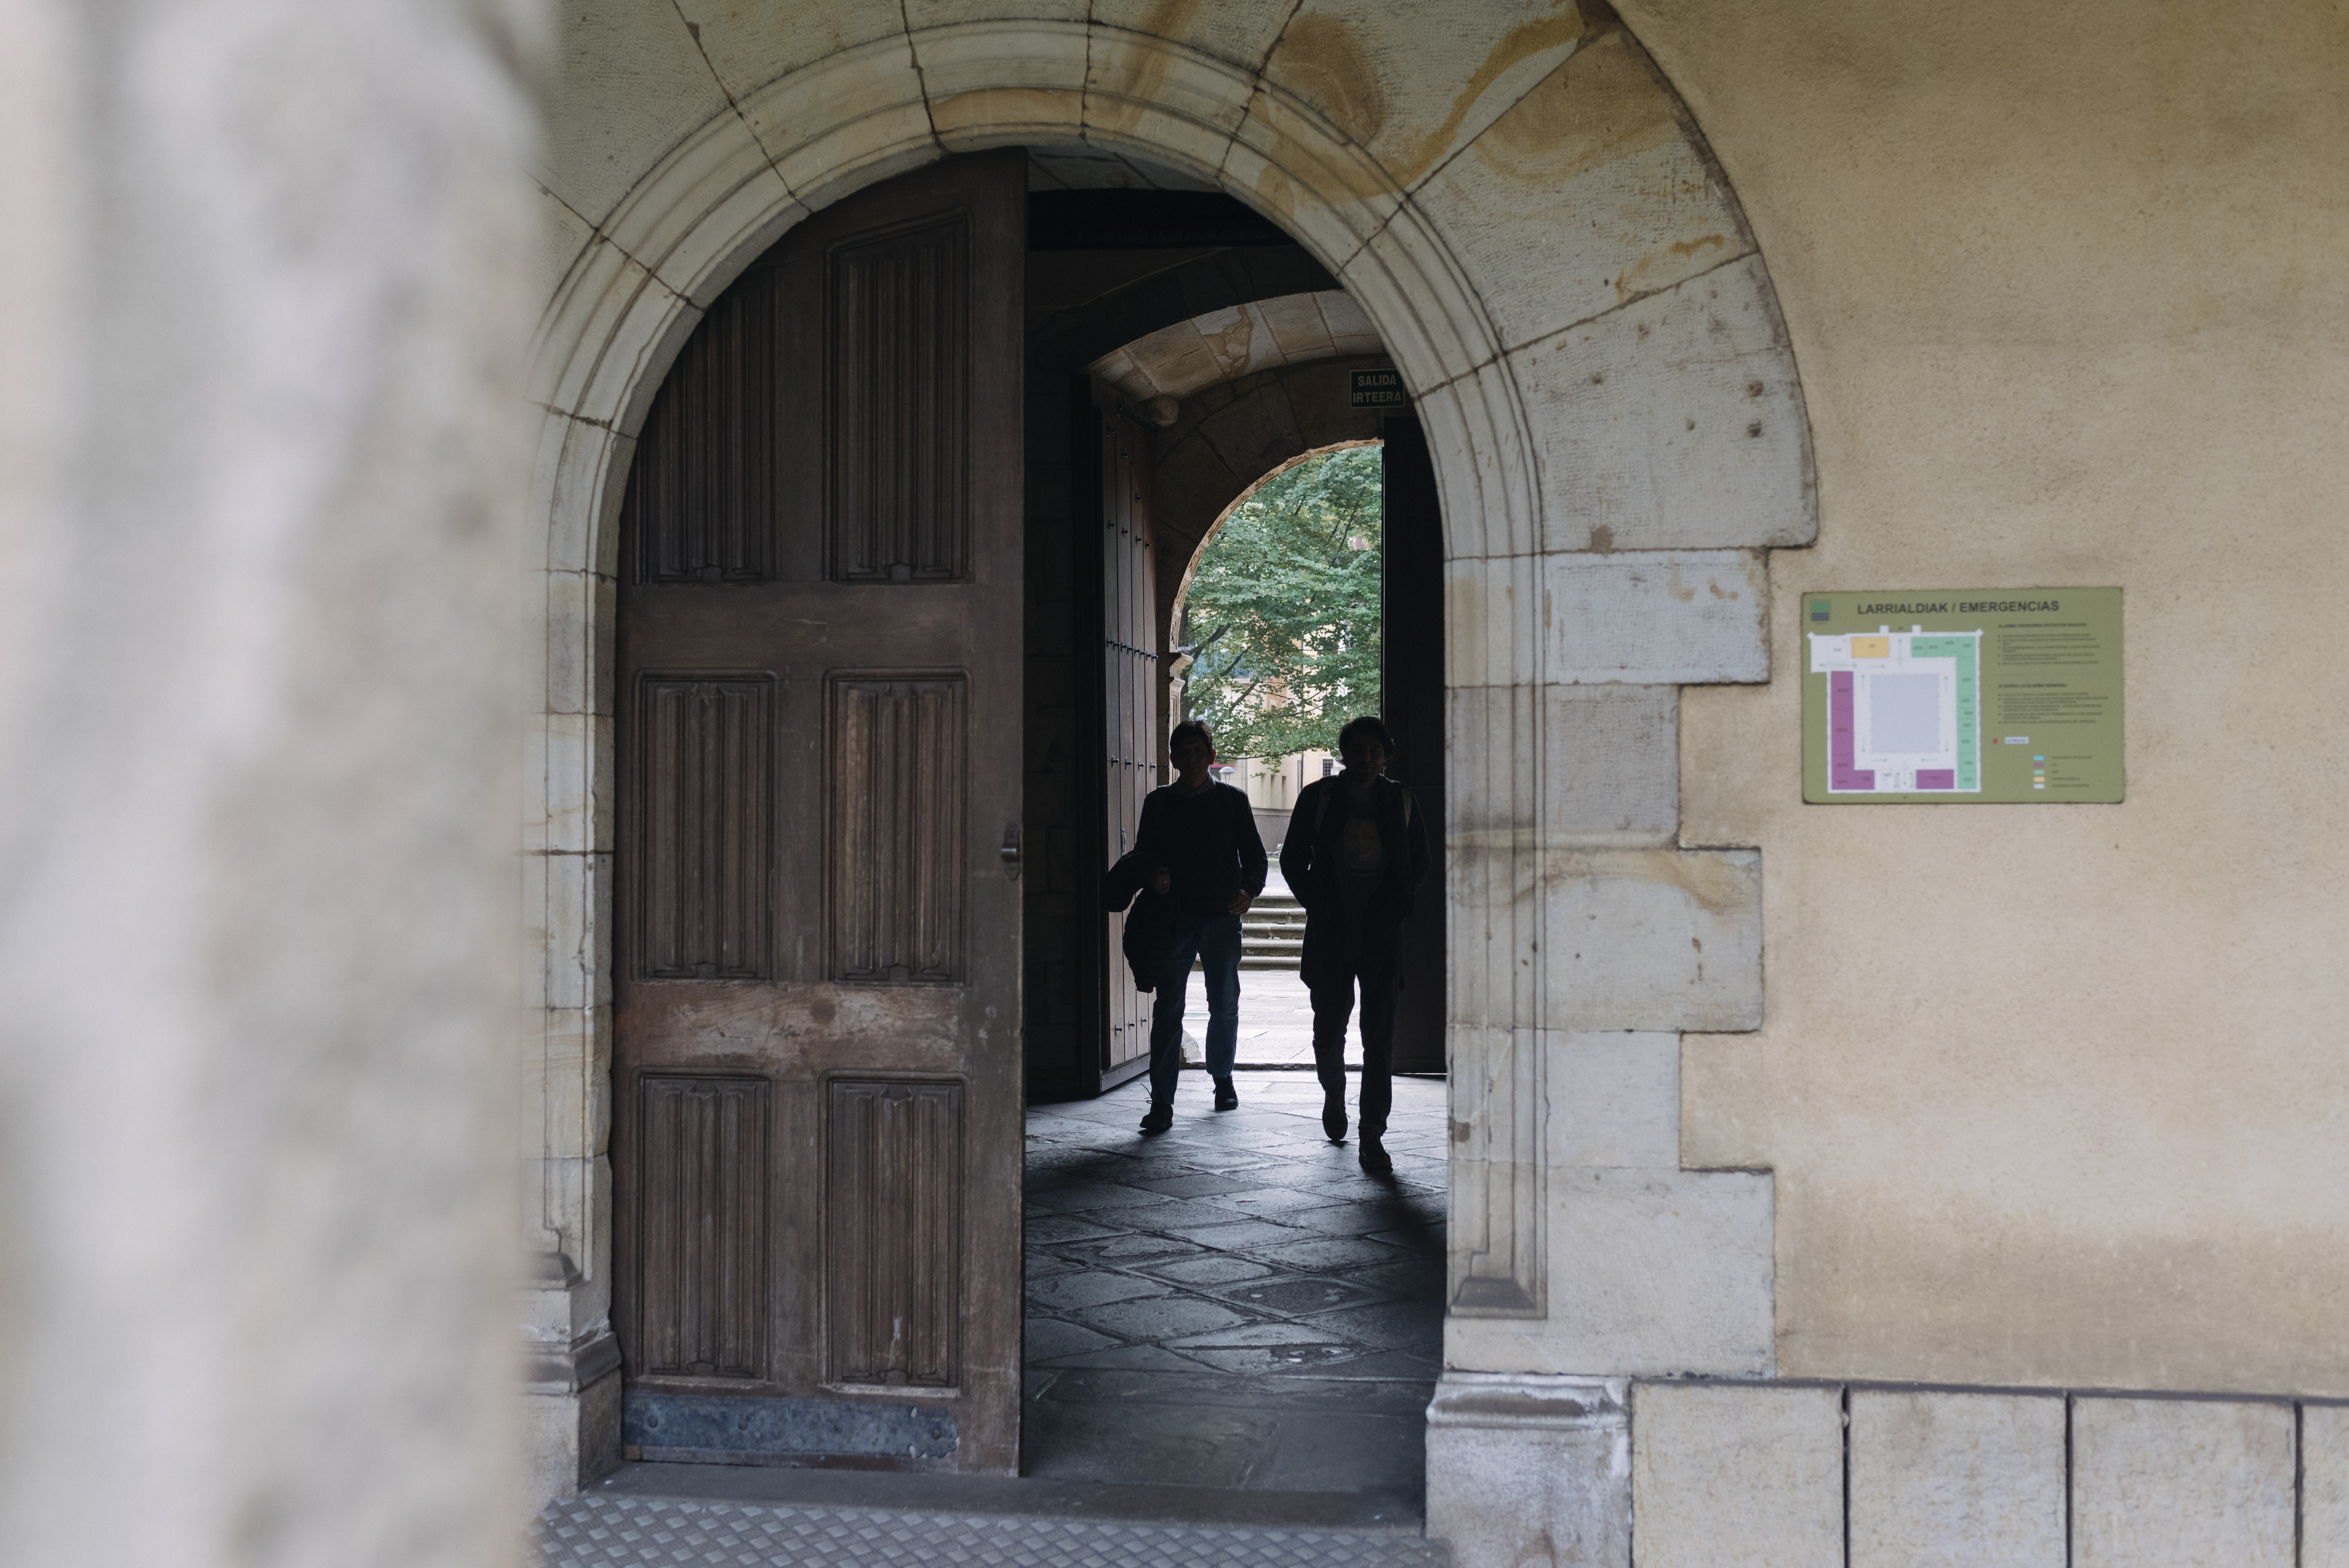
[1000,824,1021,880]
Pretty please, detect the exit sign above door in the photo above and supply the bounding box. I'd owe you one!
[1349,369,1407,409]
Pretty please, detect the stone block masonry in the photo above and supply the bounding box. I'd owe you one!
[1605,1383,2321,1568]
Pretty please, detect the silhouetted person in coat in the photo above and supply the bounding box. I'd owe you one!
[1130,720,1266,1134]
[1278,715,1429,1174]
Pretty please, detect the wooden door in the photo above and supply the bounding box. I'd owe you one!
[1381,417,1448,1074]
[612,152,1025,1473]
[1076,390,1157,1091]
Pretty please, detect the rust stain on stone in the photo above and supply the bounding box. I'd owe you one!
[1664,561,1697,602]
[1272,14,1388,147]
[1616,232,1731,305]
[1085,0,1208,137]
[1473,25,1677,187]
[1547,849,1753,916]
[1385,2,1594,182]
[1256,1,1595,196]
[1250,155,1298,222]
[1203,313,1257,374]
[1707,576,1739,600]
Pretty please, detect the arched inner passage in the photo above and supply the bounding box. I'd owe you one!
[1019,186,1450,1495]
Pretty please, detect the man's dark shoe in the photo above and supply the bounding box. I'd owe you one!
[1358,1135,1393,1176]
[1139,1102,1173,1135]
[1213,1078,1238,1112]
[1322,1094,1347,1143]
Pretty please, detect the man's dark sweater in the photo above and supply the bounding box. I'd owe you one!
[1135,780,1268,916]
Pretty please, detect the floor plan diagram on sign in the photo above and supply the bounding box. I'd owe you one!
[1809,628,1982,793]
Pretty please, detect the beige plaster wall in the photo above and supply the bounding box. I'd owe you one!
[1657,0,2349,1393]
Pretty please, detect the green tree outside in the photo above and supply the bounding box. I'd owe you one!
[1180,445,1381,761]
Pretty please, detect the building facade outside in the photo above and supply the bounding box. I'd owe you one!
[1218,750,1334,853]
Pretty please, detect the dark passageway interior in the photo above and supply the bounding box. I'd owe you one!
[1018,151,1449,1511]
[1017,149,1450,1510]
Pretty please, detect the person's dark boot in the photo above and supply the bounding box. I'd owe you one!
[1139,1101,1173,1135]
[1358,1134,1393,1176]
[1322,1092,1347,1143]
[1213,1078,1238,1112]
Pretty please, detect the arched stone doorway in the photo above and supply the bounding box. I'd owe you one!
[526,9,1814,1547]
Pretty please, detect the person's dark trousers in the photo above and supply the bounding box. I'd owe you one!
[1148,911,1244,1109]
[1308,947,1399,1138]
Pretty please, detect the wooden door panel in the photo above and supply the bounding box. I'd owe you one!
[634,677,774,982]
[825,1078,964,1387]
[613,151,1025,1473]
[830,675,968,984]
[635,1075,770,1379]
[625,281,781,584]
[831,217,971,583]
[1077,389,1157,1087]
[1382,417,1448,1076]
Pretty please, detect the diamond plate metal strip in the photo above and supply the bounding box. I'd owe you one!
[536,1496,1449,1567]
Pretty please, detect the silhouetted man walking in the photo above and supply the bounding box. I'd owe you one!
[1279,715,1429,1174]
[1129,720,1266,1134]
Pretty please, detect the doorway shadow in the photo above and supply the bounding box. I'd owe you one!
[1021,1070,1446,1516]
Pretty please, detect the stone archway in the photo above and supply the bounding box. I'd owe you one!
[523,7,1815,1534]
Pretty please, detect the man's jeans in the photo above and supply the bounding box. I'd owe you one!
[1148,911,1242,1108]
[1309,947,1398,1140]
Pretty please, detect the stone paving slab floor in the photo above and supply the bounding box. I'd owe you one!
[1023,1071,1445,1506]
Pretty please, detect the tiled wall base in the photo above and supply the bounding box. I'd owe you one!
[1426,1375,2349,1568]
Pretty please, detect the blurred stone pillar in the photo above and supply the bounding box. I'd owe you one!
[0,0,541,1563]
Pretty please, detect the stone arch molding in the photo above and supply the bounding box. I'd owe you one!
[523,3,1814,1449]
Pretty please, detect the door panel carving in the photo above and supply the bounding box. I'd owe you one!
[628,282,779,584]
[636,1075,770,1378]
[825,1078,963,1388]
[636,675,773,981]
[830,219,970,583]
[830,675,966,984]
